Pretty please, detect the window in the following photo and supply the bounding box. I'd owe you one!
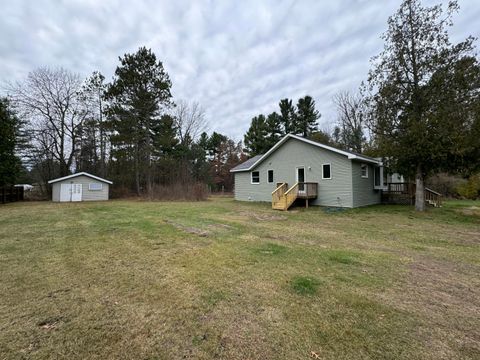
[374,167,381,187]
[251,171,260,184]
[267,170,274,183]
[361,164,368,178]
[89,183,103,191]
[322,164,331,179]
[374,166,385,189]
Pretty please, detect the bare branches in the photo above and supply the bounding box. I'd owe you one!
[6,67,87,176]
[333,91,366,153]
[174,100,208,145]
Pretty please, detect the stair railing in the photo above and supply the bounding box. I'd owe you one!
[272,183,287,207]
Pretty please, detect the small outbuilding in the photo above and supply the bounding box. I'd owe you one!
[48,172,112,202]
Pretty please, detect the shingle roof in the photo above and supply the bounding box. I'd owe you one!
[230,134,382,173]
[230,155,263,172]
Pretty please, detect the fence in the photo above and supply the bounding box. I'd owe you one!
[1,186,24,204]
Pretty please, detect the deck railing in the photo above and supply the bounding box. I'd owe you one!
[383,182,442,207]
[297,182,318,198]
[284,182,299,209]
[272,183,288,206]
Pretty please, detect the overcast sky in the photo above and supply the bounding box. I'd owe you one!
[1,0,479,141]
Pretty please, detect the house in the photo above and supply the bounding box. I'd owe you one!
[48,172,112,202]
[230,134,385,209]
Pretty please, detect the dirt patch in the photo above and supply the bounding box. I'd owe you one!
[457,206,480,217]
[239,211,287,221]
[37,316,64,330]
[164,219,209,237]
[207,223,234,230]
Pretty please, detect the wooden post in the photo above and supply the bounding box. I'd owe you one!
[305,199,308,208]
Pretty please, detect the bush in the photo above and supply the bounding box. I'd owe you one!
[457,174,480,200]
[426,173,467,198]
[148,182,208,201]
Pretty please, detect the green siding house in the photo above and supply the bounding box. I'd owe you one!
[231,134,384,209]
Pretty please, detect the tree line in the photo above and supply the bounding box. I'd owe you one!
[0,47,244,196]
[243,95,322,155]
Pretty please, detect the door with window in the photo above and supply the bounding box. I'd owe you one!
[296,167,305,193]
[60,183,82,202]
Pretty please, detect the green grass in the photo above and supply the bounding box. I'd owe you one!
[0,198,479,359]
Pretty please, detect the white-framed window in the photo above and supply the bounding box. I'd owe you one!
[89,183,103,191]
[322,164,331,179]
[374,166,385,189]
[267,170,274,183]
[251,171,260,184]
[361,164,368,178]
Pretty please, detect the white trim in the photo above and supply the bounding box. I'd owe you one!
[295,166,306,182]
[322,163,332,180]
[48,172,113,184]
[296,166,306,194]
[89,183,103,191]
[374,166,386,190]
[251,171,260,184]
[361,163,368,178]
[230,133,381,173]
[267,169,274,183]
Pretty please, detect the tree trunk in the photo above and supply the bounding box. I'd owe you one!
[134,144,140,196]
[415,164,425,211]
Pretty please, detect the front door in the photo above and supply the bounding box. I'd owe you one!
[60,183,82,202]
[296,167,305,193]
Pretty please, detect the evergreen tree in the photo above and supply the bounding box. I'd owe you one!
[366,0,479,211]
[279,98,296,134]
[0,98,22,186]
[243,114,268,156]
[105,47,173,194]
[295,95,320,137]
[265,112,283,148]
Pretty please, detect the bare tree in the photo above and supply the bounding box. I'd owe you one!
[80,71,108,177]
[174,100,208,145]
[333,91,366,153]
[7,67,87,177]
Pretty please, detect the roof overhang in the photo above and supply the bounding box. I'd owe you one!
[230,134,382,173]
[48,172,113,184]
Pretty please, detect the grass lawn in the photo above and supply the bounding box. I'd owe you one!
[1,197,479,359]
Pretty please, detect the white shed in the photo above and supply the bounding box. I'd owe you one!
[48,172,112,202]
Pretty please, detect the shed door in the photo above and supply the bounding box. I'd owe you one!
[60,183,82,202]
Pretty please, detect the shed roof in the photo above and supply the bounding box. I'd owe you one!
[48,172,113,184]
[230,134,382,173]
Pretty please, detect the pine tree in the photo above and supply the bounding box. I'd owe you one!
[243,115,268,156]
[265,112,283,148]
[295,95,320,137]
[0,98,22,186]
[105,47,173,194]
[279,98,296,134]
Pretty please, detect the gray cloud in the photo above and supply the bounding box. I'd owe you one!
[1,0,478,140]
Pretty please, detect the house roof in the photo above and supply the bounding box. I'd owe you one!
[230,134,382,173]
[48,172,113,184]
[230,155,263,172]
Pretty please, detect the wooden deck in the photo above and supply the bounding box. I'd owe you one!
[272,182,317,211]
[382,182,442,207]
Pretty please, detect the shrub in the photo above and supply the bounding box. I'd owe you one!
[425,173,467,198]
[149,182,208,201]
[457,174,480,200]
